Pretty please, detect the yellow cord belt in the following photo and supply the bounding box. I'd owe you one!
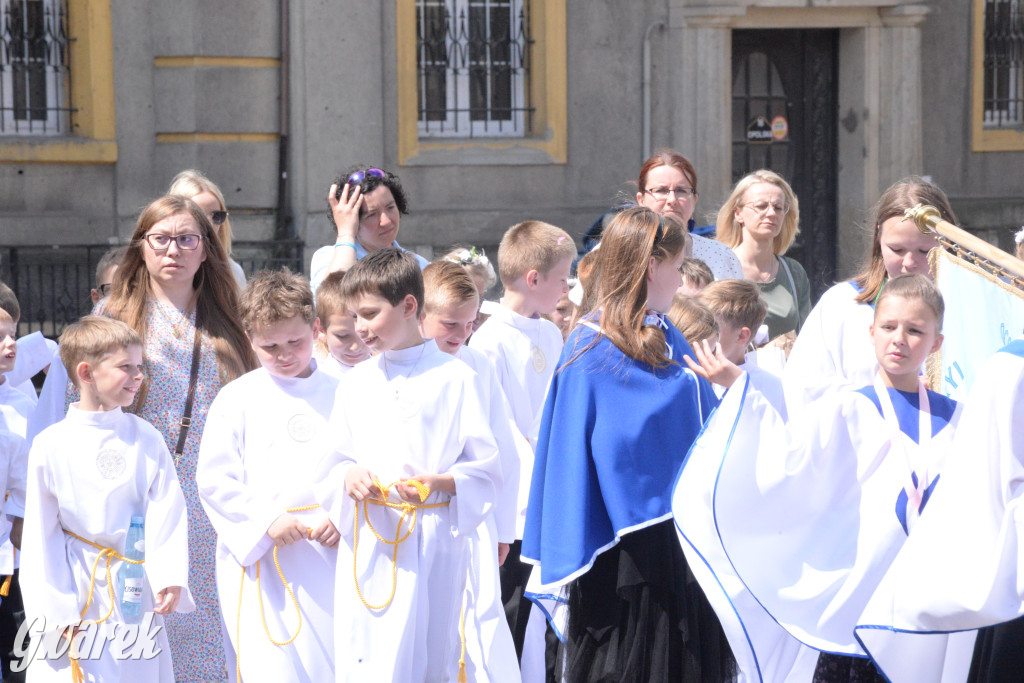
[353,479,449,612]
[234,504,320,683]
[62,529,145,683]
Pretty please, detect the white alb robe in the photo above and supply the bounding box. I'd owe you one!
[676,372,960,674]
[783,282,876,419]
[0,377,34,573]
[314,340,502,683]
[21,405,194,682]
[197,365,339,683]
[856,341,1024,682]
[10,331,55,401]
[468,303,563,538]
[454,345,522,682]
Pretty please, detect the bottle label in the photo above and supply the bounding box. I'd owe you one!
[123,577,143,604]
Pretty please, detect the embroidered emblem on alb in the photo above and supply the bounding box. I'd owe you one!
[531,346,546,373]
[96,449,126,479]
[287,414,317,442]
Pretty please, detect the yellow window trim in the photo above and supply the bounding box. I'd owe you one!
[972,0,1024,152]
[154,56,281,68]
[0,0,117,164]
[156,133,280,144]
[395,0,567,166]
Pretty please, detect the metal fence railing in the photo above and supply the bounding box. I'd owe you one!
[0,239,305,339]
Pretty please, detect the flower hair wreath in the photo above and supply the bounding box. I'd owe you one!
[445,247,497,288]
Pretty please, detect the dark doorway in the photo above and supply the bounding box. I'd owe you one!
[732,29,838,298]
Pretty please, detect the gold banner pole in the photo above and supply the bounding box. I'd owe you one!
[905,204,1024,281]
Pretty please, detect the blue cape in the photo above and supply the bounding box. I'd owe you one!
[522,322,719,585]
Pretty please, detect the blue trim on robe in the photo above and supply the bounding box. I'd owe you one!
[855,386,958,535]
[1001,338,1024,360]
[522,322,719,586]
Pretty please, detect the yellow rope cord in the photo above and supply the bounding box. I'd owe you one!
[457,602,468,682]
[62,529,145,682]
[235,504,322,683]
[0,549,16,597]
[352,479,448,612]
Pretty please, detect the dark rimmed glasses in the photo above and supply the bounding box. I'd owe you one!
[144,233,203,251]
[210,210,229,226]
[346,168,386,187]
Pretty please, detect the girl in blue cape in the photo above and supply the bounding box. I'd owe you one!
[521,207,735,682]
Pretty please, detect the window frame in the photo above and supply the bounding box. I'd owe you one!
[972,0,1024,151]
[0,0,117,163]
[397,0,566,166]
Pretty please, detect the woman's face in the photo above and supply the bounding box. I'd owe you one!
[141,212,207,290]
[734,182,787,245]
[358,186,402,253]
[878,215,938,279]
[637,165,697,224]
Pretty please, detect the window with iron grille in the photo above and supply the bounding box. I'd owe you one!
[983,0,1024,128]
[417,0,533,138]
[0,0,73,135]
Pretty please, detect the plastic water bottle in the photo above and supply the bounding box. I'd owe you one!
[119,516,145,622]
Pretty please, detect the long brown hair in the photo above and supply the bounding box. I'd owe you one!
[565,207,685,370]
[852,177,957,305]
[106,195,257,409]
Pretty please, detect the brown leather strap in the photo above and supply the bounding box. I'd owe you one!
[174,325,203,457]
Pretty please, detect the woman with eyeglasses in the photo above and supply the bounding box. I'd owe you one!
[716,170,812,341]
[309,166,429,294]
[102,195,258,681]
[636,150,745,281]
[169,169,247,291]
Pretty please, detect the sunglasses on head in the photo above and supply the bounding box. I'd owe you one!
[346,168,386,187]
[210,210,228,226]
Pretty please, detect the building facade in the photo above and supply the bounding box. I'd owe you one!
[1,0,1021,327]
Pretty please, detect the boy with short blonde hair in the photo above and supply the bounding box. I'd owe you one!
[21,315,192,681]
[197,269,339,682]
[679,258,715,297]
[468,220,575,664]
[420,260,524,679]
[698,279,786,419]
[314,271,370,376]
[315,248,502,682]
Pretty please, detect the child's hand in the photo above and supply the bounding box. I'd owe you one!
[397,473,455,502]
[498,542,510,566]
[153,586,181,614]
[684,339,743,389]
[310,518,341,549]
[344,465,379,502]
[267,513,308,546]
[9,517,22,550]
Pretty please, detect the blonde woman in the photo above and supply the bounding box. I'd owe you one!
[717,170,811,340]
[169,169,247,290]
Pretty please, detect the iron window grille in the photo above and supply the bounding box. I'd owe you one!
[0,0,73,135]
[983,0,1024,128]
[417,0,533,138]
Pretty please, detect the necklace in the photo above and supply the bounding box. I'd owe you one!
[152,299,193,339]
[382,343,427,405]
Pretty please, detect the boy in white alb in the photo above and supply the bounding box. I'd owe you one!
[313,270,370,378]
[20,316,192,682]
[467,220,575,663]
[197,270,339,682]
[421,261,523,682]
[314,248,502,683]
[699,279,788,421]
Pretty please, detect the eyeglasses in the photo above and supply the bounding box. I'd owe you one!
[98,283,112,297]
[144,233,203,250]
[210,210,229,226]
[645,186,697,200]
[743,201,788,216]
[347,168,386,187]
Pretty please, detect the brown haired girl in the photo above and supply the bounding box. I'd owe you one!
[522,207,735,682]
[783,177,957,414]
[105,194,258,681]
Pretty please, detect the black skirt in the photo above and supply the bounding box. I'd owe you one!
[812,653,886,683]
[967,614,1024,683]
[562,519,735,683]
